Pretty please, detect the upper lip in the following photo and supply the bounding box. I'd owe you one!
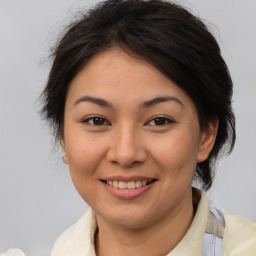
[100,175,157,182]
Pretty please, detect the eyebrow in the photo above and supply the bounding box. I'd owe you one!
[73,95,183,108]
[73,96,114,108]
[140,96,183,108]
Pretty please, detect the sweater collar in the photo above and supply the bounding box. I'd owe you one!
[51,188,208,256]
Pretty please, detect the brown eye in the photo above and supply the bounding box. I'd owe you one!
[147,117,173,126]
[154,118,166,125]
[83,116,109,126]
[92,117,105,125]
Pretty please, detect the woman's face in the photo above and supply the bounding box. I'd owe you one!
[62,48,215,228]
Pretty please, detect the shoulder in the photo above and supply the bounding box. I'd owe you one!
[0,249,25,256]
[222,211,256,255]
[51,208,96,256]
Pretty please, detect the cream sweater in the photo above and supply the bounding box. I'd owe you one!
[51,191,256,256]
[2,191,255,255]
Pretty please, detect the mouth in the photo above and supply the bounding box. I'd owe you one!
[100,176,157,199]
[100,179,157,189]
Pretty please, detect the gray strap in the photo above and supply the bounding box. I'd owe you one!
[209,206,225,227]
[202,205,225,256]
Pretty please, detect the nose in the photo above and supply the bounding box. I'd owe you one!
[106,124,147,168]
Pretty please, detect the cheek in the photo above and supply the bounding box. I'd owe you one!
[150,130,199,175]
[65,125,102,164]
[64,130,107,185]
[67,145,102,175]
[65,135,105,204]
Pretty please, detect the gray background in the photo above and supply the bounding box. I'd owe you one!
[0,0,255,255]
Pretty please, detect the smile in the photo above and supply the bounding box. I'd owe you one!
[105,180,153,189]
[101,178,157,200]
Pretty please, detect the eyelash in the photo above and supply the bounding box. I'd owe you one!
[82,116,110,126]
[146,117,174,126]
[82,116,174,126]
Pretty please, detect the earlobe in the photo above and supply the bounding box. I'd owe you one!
[197,118,219,163]
[62,153,69,164]
[61,139,69,164]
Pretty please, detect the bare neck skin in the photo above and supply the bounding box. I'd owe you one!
[95,189,194,256]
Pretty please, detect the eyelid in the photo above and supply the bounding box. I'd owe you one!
[81,115,111,126]
[146,116,174,126]
[81,115,174,126]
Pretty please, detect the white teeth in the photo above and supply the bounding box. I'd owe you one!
[106,180,151,189]
[135,181,142,188]
[119,181,127,189]
[127,181,135,189]
[113,180,119,188]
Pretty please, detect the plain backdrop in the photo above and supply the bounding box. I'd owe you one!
[0,0,255,255]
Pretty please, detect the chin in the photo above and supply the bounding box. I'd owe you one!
[110,215,152,228]
[96,204,157,229]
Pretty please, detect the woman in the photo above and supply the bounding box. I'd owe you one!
[1,0,256,256]
[3,0,254,255]
[40,0,256,255]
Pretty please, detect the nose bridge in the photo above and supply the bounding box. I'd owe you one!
[107,121,146,167]
[117,122,137,152]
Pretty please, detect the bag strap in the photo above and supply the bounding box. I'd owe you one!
[202,205,225,256]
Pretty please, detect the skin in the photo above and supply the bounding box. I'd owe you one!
[62,47,218,256]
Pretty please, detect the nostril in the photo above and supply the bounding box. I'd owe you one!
[106,140,148,168]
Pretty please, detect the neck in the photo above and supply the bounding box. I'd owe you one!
[95,189,195,256]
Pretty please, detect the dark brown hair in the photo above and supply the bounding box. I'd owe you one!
[41,0,236,190]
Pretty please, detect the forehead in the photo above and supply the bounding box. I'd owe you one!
[66,47,195,109]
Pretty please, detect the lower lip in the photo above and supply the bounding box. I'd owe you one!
[102,181,155,200]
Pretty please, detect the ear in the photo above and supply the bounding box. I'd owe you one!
[197,118,219,163]
[61,139,69,164]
